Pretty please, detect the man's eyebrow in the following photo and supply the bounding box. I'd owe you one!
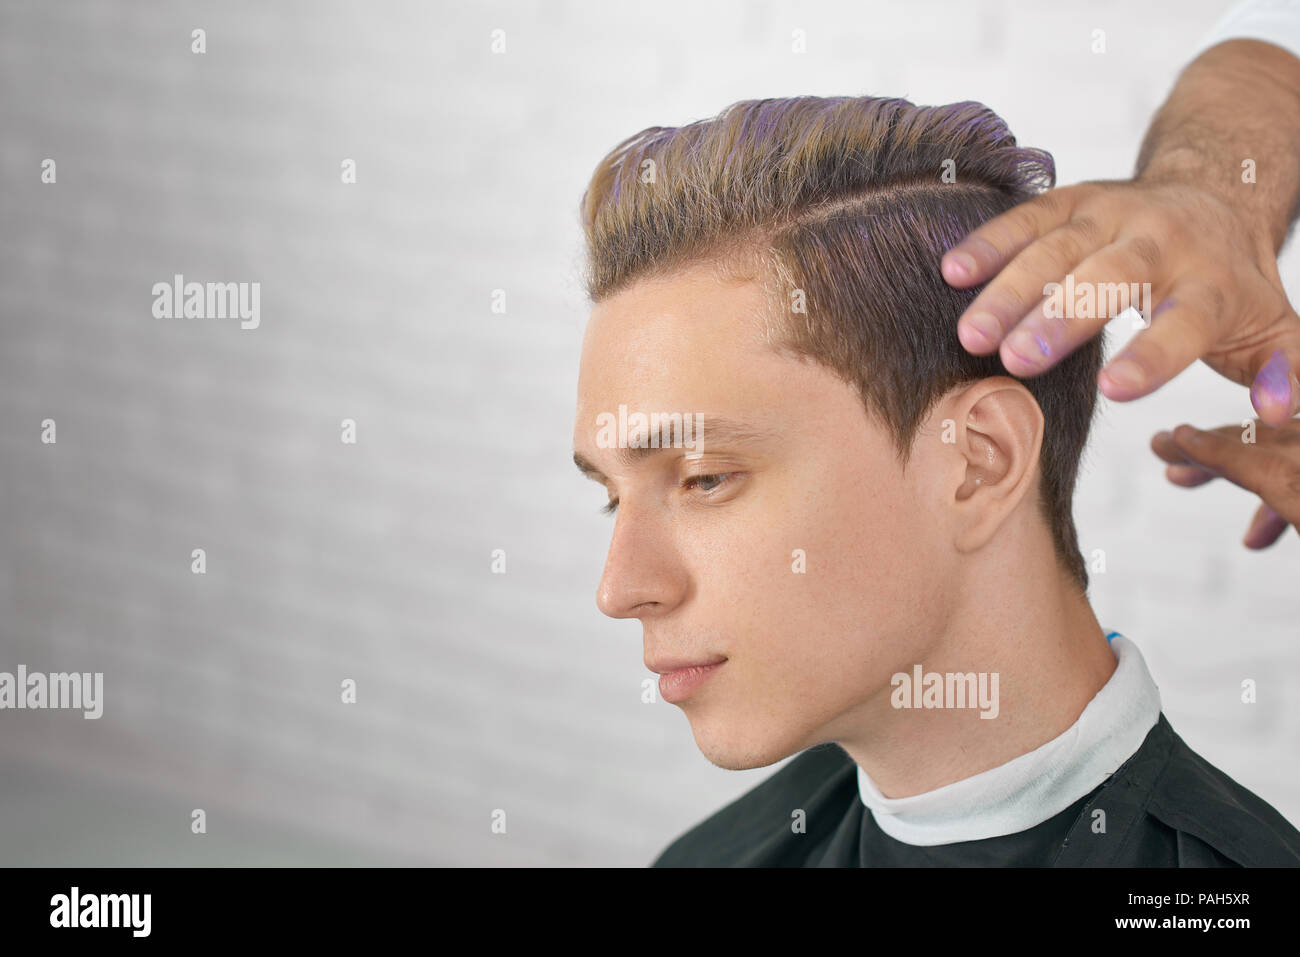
[572,415,775,480]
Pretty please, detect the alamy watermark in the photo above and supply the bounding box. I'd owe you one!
[1043,276,1154,328]
[0,665,103,718]
[50,887,150,937]
[594,404,705,453]
[152,273,260,329]
[891,665,999,719]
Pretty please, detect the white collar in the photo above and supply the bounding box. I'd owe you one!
[856,631,1161,846]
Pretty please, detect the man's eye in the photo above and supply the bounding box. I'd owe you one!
[600,474,735,516]
[684,473,730,494]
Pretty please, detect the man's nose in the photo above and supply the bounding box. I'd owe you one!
[595,503,687,619]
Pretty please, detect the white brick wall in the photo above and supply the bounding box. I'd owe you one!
[0,0,1295,866]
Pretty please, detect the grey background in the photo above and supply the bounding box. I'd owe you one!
[0,0,1295,866]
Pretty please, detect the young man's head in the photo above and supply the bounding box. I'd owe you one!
[572,96,1104,771]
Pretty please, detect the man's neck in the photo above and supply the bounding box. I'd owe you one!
[833,541,1116,799]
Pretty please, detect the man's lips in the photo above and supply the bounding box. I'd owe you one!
[646,653,728,675]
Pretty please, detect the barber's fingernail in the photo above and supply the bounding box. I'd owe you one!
[962,312,1000,347]
[1005,328,1051,368]
[944,252,975,281]
[1100,357,1145,394]
[1250,349,1293,413]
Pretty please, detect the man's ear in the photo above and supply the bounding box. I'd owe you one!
[941,377,1044,553]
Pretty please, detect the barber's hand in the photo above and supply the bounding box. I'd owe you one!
[1151,419,1300,548]
[941,178,1300,427]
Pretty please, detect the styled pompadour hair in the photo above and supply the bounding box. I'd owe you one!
[578,95,1103,593]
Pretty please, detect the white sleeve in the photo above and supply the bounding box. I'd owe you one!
[1192,0,1300,62]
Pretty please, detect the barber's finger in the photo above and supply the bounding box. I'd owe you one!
[942,188,1080,291]
[998,237,1168,377]
[1249,346,1300,427]
[1165,464,1218,487]
[1243,501,1291,549]
[954,214,1109,356]
[1169,424,1299,520]
[1152,428,1197,464]
[1156,421,1285,461]
[1152,430,1219,484]
[1098,284,1220,401]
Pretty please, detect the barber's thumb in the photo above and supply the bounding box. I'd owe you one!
[1250,348,1300,425]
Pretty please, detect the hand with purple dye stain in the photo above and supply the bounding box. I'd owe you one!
[1151,418,1300,548]
[941,38,1300,429]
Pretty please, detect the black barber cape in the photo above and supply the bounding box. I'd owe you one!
[652,714,1300,867]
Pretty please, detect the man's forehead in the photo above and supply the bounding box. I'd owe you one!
[580,286,780,402]
[585,267,774,343]
[573,269,804,453]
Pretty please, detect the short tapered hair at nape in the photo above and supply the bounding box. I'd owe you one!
[577,96,1104,594]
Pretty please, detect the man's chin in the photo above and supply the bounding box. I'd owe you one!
[685,715,805,771]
